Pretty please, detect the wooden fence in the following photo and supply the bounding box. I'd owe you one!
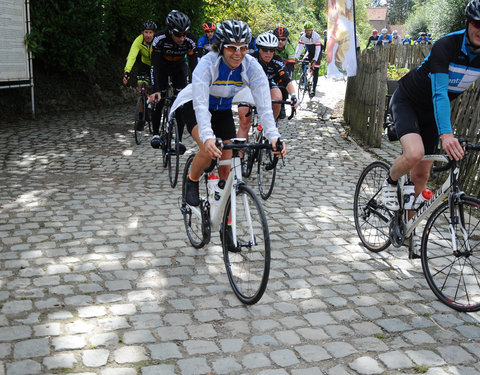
[343,44,480,197]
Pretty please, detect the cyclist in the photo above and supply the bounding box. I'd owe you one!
[427,32,434,43]
[366,29,379,48]
[381,0,480,255]
[123,20,157,130]
[402,34,412,45]
[237,32,298,137]
[295,21,322,98]
[377,28,392,45]
[197,22,217,56]
[323,30,328,52]
[392,30,401,45]
[273,27,295,79]
[150,10,197,151]
[170,20,286,211]
[415,32,431,45]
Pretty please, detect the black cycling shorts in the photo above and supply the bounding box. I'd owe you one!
[157,62,189,92]
[181,101,236,141]
[390,87,439,154]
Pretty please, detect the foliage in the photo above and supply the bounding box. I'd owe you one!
[404,2,429,37]
[387,0,414,24]
[428,0,468,38]
[356,0,376,49]
[387,63,409,80]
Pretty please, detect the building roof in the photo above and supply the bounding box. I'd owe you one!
[367,7,388,21]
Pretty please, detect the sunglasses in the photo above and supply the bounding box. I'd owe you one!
[172,31,186,37]
[279,38,287,42]
[260,47,276,53]
[224,44,248,53]
[470,19,480,29]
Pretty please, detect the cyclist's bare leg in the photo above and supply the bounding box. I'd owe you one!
[271,88,282,120]
[237,106,250,139]
[190,125,232,181]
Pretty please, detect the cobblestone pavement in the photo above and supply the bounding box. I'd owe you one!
[1,77,480,375]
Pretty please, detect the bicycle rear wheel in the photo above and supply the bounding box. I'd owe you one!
[134,96,146,145]
[181,155,209,248]
[297,73,307,102]
[222,184,270,304]
[421,196,480,312]
[167,117,180,188]
[257,139,277,200]
[353,161,392,252]
[243,118,260,178]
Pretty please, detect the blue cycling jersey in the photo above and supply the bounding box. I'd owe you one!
[208,59,244,111]
[197,34,217,55]
[377,34,392,45]
[400,30,480,134]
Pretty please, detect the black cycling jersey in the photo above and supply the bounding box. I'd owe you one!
[150,30,198,92]
[366,35,379,48]
[400,30,480,108]
[252,51,291,88]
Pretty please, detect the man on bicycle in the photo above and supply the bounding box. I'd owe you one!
[381,0,480,254]
[273,27,295,79]
[295,22,322,98]
[237,32,298,138]
[150,10,197,151]
[123,20,157,130]
[197,22,217,56]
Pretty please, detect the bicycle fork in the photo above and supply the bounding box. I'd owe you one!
[448,193,472,256]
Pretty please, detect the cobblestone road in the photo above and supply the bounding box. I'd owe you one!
[1,77,480,375]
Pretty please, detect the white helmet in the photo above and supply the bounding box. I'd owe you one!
[392,30,398,35]
[381,28,388,34]
[256,32,278,48]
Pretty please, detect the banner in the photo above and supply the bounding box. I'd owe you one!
[326,0,357,78]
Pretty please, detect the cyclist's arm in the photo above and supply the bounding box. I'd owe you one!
[124,35,143,74]
[294,41,304,60]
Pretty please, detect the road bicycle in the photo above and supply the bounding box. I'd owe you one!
[134,75,153,145]
[353,139,480,312]
[242,100,295,200]
[158,81,180,188]
[297,59,314,102]
[180,139,280,304]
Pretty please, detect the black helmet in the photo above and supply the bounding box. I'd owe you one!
[166,10,190,32]
[216,20,252,44]
[466,0,480,20]
[142,20,157,31]
[273,27,290,38]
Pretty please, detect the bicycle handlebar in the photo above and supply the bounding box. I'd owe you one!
[432,139,480,173]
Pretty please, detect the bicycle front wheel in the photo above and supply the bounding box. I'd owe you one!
[257,140,277,200]
[160,105,169,168]
[134,96,146,145]
[421,196,480,312]
[222,184,270,305]
[181,154,209,248]
[353,161,392,252]
[167,118,180,188]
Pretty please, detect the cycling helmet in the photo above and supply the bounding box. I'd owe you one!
[372,29,378,35]
[304,21,314,29]
[273,26,289,38]
[203,22,216,31]
[142,20,157,31]
[323,30,328,35]
[256,32,278,48]
[216,20,252,44]
[381,28,388,34]
[419,31,426,36]
[166,10,190,32]
[466,0,480,20]
[392,30,398,35]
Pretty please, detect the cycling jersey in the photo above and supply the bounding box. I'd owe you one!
[150,30,198,92]
[392,36,401,45]
[416,37,431,45]
[251,51,291,88]
[124,34,153,73]
[169,52,280,144]
[377,34,393,45]
[402,38,412,45]
[295,31,322,61]
[276,42,296,78]
[197,34,217,56]
[366,35,379,48]
[399,29,480,135]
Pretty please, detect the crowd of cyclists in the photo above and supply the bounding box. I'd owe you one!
[122,1,480,255]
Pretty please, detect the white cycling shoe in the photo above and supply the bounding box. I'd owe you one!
[381,178,400,211]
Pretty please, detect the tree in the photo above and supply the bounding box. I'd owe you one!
[387,0,414,24]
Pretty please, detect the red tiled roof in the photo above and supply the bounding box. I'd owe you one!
[366,7,388,21]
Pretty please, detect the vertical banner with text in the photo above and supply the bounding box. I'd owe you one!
[326,0,357,78]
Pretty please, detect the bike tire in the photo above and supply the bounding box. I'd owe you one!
[257,139,277,200]
[297,73,307,102]
[168,117,180,188]
[134,96,146,145]
[160,105,169,168]
[222,184,270,305]
[353,161,392,252]
[421,196,480,312]
[181,154,209,248]
[243,116,260,178]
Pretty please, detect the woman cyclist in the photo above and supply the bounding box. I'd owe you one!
[169,20,286,208]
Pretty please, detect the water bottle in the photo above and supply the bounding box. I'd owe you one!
[207,173,220,217]
[413,189,433,210]
[403,181,415,210]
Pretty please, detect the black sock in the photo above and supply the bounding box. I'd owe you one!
[386,175,397,185]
